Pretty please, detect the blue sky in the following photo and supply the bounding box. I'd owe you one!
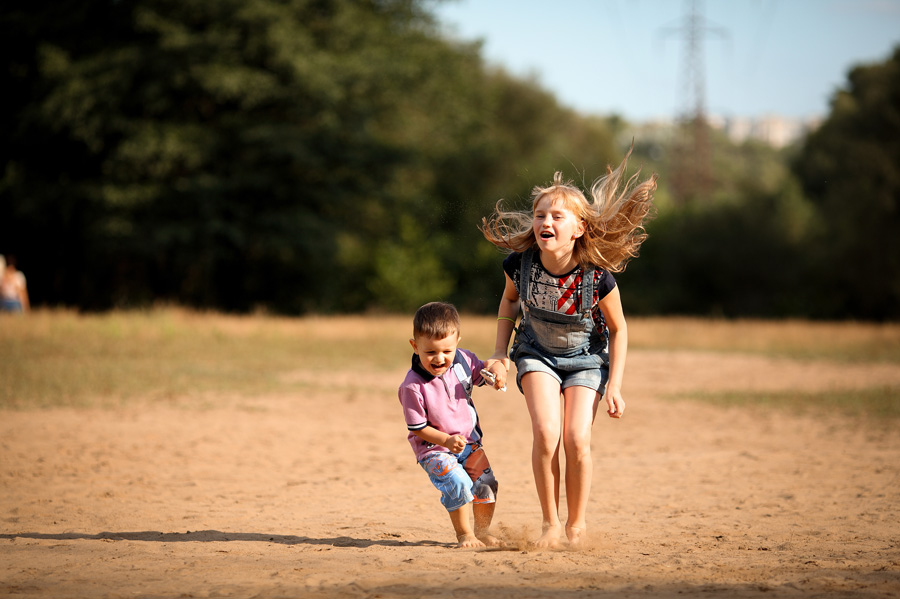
[433,0,900,122]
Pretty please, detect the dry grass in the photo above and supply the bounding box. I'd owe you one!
[0,309,412,409]
[683,386,900,420]
[628,316,900,362]
[1,308,898,412]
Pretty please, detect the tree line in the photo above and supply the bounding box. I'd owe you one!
[2,1,898,320]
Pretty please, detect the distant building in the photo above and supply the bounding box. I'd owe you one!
[626,114,821,150]
[713,114,821,148]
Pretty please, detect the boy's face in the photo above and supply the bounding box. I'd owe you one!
[409,330,460,377]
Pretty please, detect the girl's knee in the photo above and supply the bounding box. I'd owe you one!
[532,421,560,443]
[563,433,592,460]
[532,432,559,456]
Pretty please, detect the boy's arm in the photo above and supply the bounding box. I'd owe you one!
[459,349,504,391]
[413,426,467,453]
[399,385,464,452]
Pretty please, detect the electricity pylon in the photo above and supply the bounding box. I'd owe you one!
[660,0,727,203]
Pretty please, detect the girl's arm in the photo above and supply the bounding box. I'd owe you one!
[482,273,519,391]
[20,282,30,312]
[597,285,627,418]
[412,426,467,453]
[486,273,520,370]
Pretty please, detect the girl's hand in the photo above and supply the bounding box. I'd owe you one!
[605,387,625,418]
[445,434,467,453]
[486,354,511,368]
[483,358,510,390]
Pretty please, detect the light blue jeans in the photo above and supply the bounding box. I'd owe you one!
[419,444,498,512]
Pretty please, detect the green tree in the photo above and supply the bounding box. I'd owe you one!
[622,175,818,317]
[1,0,464,311]
[2,0,621,314]
[793,46,900,319]
[619,116,825,318]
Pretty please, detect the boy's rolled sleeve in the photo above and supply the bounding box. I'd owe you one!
[398,386,428,431]
[459,349,487,386]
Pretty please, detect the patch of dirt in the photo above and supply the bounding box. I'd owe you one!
[2,350,899,598]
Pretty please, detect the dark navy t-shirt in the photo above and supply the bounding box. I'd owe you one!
[503,251,616,332]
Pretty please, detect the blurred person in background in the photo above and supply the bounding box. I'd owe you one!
[1,255,30,313]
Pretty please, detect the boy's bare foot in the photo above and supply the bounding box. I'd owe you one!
[476,532,505,547]
[531,523,562,548]
[566,525,586,548]
[456,533,486,549]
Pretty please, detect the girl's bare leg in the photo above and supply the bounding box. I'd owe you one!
[562,386,601,547]
[449,502,485,549]
[522,371,564,547]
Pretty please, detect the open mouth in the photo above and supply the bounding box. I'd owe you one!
[540,231,554,239]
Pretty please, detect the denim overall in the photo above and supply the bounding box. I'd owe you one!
[511,249,609,392]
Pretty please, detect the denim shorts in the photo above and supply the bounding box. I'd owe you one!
[512,338,609,395]
[0,299,22,313]
[419,444,498,512]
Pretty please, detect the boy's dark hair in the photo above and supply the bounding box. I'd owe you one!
[413,302,460,340]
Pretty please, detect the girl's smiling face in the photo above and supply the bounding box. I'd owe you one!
[533,195,585,255]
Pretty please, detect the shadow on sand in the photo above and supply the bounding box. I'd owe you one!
[0,530,449,548]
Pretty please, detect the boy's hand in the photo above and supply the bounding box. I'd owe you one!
[444,434,467,453]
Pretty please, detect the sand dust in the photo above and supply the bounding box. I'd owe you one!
[2,350,899,598]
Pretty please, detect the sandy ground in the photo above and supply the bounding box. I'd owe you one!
[2,350,900,598]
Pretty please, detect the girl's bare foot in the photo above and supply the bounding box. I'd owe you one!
[476,532,505,547]
[456,533,486,549]
[531,523,562,548]
[566,525,586,548]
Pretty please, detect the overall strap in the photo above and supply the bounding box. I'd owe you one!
[519,248,535,305]
[579,266,595,314]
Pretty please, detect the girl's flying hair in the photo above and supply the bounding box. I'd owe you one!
[480,147,657,273]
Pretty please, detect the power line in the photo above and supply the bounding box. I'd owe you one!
[660,0,728,202]
[660,0,728,121]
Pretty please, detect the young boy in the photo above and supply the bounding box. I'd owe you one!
[398,302,506,548]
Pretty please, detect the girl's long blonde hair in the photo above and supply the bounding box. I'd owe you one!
[480,148,657,273]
